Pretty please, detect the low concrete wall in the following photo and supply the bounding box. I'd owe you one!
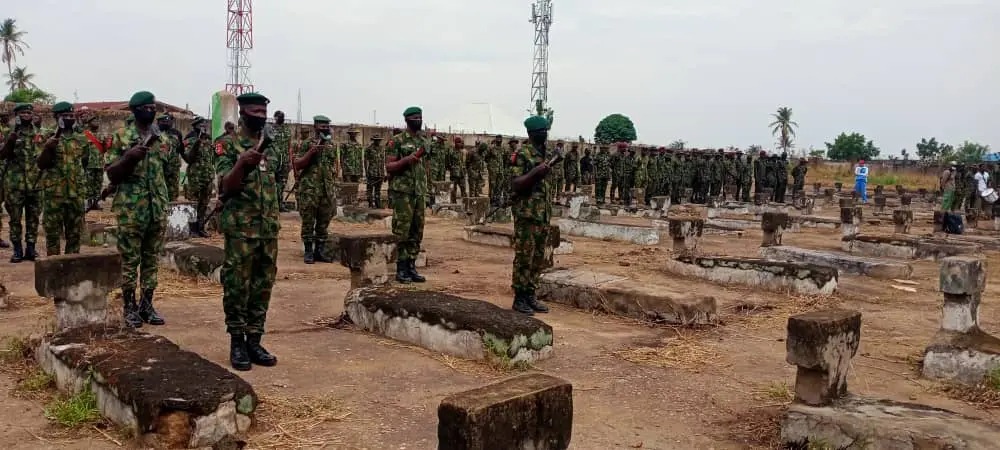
[760,245,913,280]
[842,234,981,260]
[159,241,225,283]
[663,256,838,295]
[556,219,659,245]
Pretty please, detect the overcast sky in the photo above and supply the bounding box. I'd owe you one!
[7,0,999,155]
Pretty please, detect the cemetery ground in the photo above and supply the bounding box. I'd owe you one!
[1,198,999,449]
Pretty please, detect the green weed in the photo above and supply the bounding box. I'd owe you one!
[44,387,101,428]
[17,369,53,393]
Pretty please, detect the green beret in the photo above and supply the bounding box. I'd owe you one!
[236,92,270,106]
[403,106,422,117]
[523,115,549,132]
[13,103,33,113]
[192,116,206,125]
[128,91,155,107]
[313,115,331,124]
[51,102,73,114]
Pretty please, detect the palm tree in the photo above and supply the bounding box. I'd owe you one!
[0,19,29,94]
[5,66,35,91]
[769,107,798,153]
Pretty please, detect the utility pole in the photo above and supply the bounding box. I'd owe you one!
[225,0,254,94]
[529,0,554,124]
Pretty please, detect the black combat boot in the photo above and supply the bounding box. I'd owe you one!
[229,334,251,371]
[246,333,278,366]
[9,242,23,263]
[139,289,166,325]
[395,260,413,283]
[122,290,143,328]
[314,242,334,263]
[407,260,426,283]
[511,291,535,315]
[526,291,549,313]
[303,242,315,264]
[24,242,37,261]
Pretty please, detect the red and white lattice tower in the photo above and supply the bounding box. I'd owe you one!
[225,0,254,95]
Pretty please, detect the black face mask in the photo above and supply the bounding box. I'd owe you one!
[405,119,422,132]
[158,123,172,132]
[60,118,75,130]
[243,114,267,132]
[133,109,156,125]
[528,130,548,146]
[275,117,284,125]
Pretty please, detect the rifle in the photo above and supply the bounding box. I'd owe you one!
[480,148,563,224]
[96,128,162,201]
[203,129,271,226]
[282,178,299,203]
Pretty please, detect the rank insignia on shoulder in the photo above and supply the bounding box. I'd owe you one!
[215,143,225,155]
[510,151,519,164]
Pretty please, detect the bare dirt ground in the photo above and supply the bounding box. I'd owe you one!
[1,198,999,449]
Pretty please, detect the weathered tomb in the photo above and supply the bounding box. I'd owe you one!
[438,373,572,450]
[166,201,197,241]
[462,225,572,259]
[432,181,454,205]
[842,234,981,260]
[840,205,862,237]
[35,251,122,329]
[923,256,1000,385]
[82,221,113,247]
[336,182,360,206]
[761,212,788,247]
[537,269,718,325]
[759,246,913,280]
[463,197,490,225]
[663,256,837,295]
[788,215,840,232]
[665,217,703,255]
[336,205,393,225]
[893,209,913,234]
[35,324,256,448]
[339,234,398,289]
[345,286,553,363]
[781,309,1000,449]
[431,202,465,220]
[556,218,659,245]
[159,241,225,283]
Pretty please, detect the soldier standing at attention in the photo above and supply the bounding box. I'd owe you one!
[182,117,214,237]
[364,134,386,208]
[550,140,565,195]
[157,114,183,202]
[447,136,467,200]
[105,91,169,328]
[0,103,43,262]
[341,127,364,183]
[0,109,9,249]
[594,144,611,204]
[386,107,430,283]
[739,151,753,202]
[753,151,767,196]
[563,142,580,192]
[78,108,106,211]
[580,147,594,186]
[610,143,625,203]
[501,138,518,205]
[622,145,638,206]
[791,158,808,196]
[270,111,292,211]
[509,115,555,315]
[466,137,487,198]
[775,153,789,203]
[486,134,503,207]
[36,101,87,256]
[216,92,280,371]
[293,115,338,264]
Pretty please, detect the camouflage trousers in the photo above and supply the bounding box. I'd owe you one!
[166,157,181,202]
[42,197,84,256]
[596,177,609,204]
[450,176,466,200]
[468,173,484,197]
[299,195,335,246]
[390,190,425,261]
[5,189,42,244]
[366,177,383,208]
[487,170,499,204]
[275,167,289,202]
[86,168,104,199]
[564,173,579,192]
[512,219,549,293]
[116,221,165,291]
[222,236,277,335]
[609,176,620,202]
[185,180,214,222]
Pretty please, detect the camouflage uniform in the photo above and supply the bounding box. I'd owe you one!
[739,154,753,202]
[792,162,808,194]
[269,123,292,201]
[106,123,170,293]
[427,137,448,182]
[40,131,88,255]
[446,140,467,199]
[486,139,504,206]
[669,153,684,203]
[621,150,638,206]
[388,130,429,263]
[510,143,553,294]
[183,130,216,225]
[709,154,723,198]
[580,150,594,185]
[81,127,107,205]
[160,125,183,201]
[764,157,779,200]
[364,137,386,208]
[563,147,580,192]
[216,131,280,336]
[594,147,611,204]
[466,141,487,197]
[634,152,648,202]
[775,156,789,203]
[753,155,767,195]
[2,125,43,252]
[295,138,338,254]
[340,137,364,183]
[609,149,622,202]
[550,144,565,195]
[0,121,8,246]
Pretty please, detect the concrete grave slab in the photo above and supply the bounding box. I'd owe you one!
[345,286,553,363]
[339,234,398,289]
[336,206,393,224]
[842,234,982,260]
[556,218,659,245]
[432,181,453,205]
[166,202,196,241]
[537,269,718,325]
[760,245,913,280]
[438,374,572,450]
[431,203,465,219]
[663,256,837,295]
[35,251,122,329]
[159,241,225,284]
[462,225,571,263]
[463,197,489,225]
[786,309,862,406]
[789,215,841,232]
[336,182,360,207]
[82,221,113,247]
[35,324,256,448]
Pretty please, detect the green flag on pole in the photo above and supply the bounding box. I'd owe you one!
[211,91,238,141]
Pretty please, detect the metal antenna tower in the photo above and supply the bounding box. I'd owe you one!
[529,0,554,122]
[226,0,254,95]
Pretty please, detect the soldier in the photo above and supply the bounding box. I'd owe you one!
[466,136,486,197]
[364,134,386,208]
[621,145,637,206]
[634,147,648,205]
[765,155,780,200]
[77,109,105,211]
[690,151,706,203]
[341,127,364,183]
[292,115,338,264]
[669,150,684,204]
[0,109,9,249]
[739,151,753,202]
[550,140,565,195]
[775,153,789,202]
[386,106,430,283]
[509,115,555,315]
[0,103,43,262]
[182,117,214,237]
[104,91,169,328]
[791,158,808,196]
[446,136,467,200]
[499,138,518,205]
[216,92,280,371]
[580,147,594,186]
[610,143,624,202]
[428,133,448,183]
[723,151,737,200]
[753,151,767,195]
[156,114,183,201]
[270,111,292,211]
[564,142,580,192]
[594,144,611,204]
[486,134,503,206]
[709,150,724,199]
[36,102,86,256]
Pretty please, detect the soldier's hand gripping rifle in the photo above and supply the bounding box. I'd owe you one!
[203,128,272,226]
[479,148,563,224]
[96,128,161,205]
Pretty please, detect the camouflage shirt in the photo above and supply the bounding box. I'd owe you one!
[509,143,553,224]
[183,132,216,187]
[42,131,88,200]
[445,143,466,178]
[364,142,386,178]
[80,130,107,170]
[215,133,280,239]
[340,141,364,177]
[387,131,429,196]
[270,123,292,170]
[2,126,42,193]
[594,150,612,179]
[295,139,339,201]
[106,124,170,229]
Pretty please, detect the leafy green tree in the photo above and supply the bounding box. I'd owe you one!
[593,113,637,145]
[915,137,945,161]
[953,141,990,164]
[824,132,880,161]
[769,106,797,153]
[668,139,686,150]
[748,144,763,154]
[808,148,825,158]
[0,19,29,94]
[4,87,54,104]
[5,66,35,91]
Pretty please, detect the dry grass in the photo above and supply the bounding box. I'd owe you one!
[936,382,1000,410]
[613,330,725,373]
[157,271,222,300]
[714,405,786,450]
[727,293,843,331]
[248,394,353,449]
[808,164,938,190]
[754,381,794,404]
